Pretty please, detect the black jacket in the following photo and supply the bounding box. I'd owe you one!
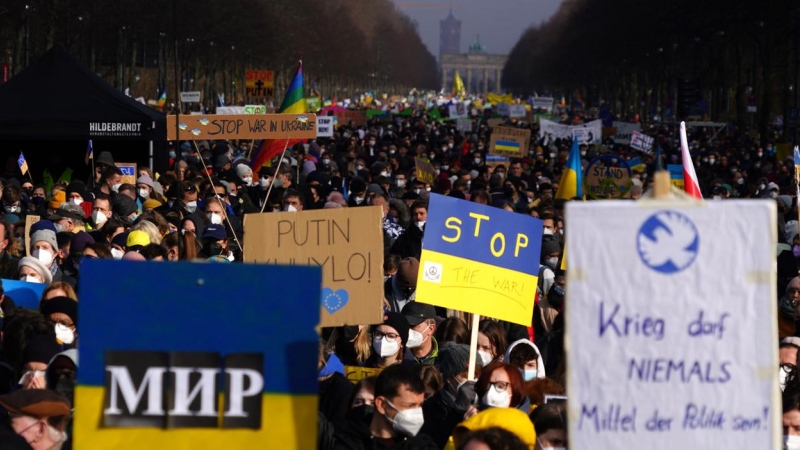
[332,420,439,450]
[389,224,424,260]
[319,373,355,423]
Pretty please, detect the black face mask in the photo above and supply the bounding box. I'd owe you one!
[347,404,374,425]
[54,378,75,405]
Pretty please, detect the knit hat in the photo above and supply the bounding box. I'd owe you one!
[112,194,137,217]
[18,256,53,284]
[40,296,78,325]
[20,335,61,367]
[0,388,71,431]
[215,155,231,170]
[96,151,114,167]
[142,199,163,210]
[65,181,88,201]
[70,231,94,255]
[541,239,561,257]
[379,312,410,347]
[30,220,57,237]
[453,408,537,448]
[136,174,154,189]
[436,343,472,379]
[49,191,66,209]
[396,257,419,289]
[122,251,146,261]
[126,230,150,247]
[31,230,58,252]
[236,164,253,179]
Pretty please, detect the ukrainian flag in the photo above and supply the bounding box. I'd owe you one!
[74,261,320,450]
[487,93,513,105]
[555,135,583,199]
[495,140,521,153]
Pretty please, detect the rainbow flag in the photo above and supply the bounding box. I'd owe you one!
[555,135,583,200]
[252,62,306,169]
[156,88,167,111]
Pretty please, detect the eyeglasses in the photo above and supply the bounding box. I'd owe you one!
[374,331,399,340]
[489,381,510,392]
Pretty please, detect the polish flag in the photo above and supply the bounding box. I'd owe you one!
[680,121,703,200]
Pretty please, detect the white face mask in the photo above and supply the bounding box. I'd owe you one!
[786,435,800,450]
[33,248,53,266]
[92,210,108,226]
[396,179,406,188]
[355,196,365,205]
[207,212,223,224]
[474,157,481,165]
[373,336,400,358]
[781,365,791,391]
[185,201,197,213]
[543,228,554,236]
[381,171,390,177]
[110,248,124,260]
[482,385,511,408]
[22,274,42,284]
[71,198,83,206]
[414,188,421,195]
[356,165,364,171]
[538,438,566,450]
[737,178,744,185]
[242,176,253,186]
[55,323,75,345]
[284,204,298,212]
[415,221,426,230]
[426,187,431,192]
[54,223,64,233]
[385,399,424,436]
[545,257,559,269]
[406,325,430,349]
[478,350,493,367]
[111,183,122,193]
[138,188,150,199]
[260,177,271,188]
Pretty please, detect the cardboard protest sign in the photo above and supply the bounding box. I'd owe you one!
[167,114,316,141]
[245,69,275,97]
[24,215,39,256]
[457,118,473,132]
[317,116,334,137]
[631,130,655,153]
[75,260,321,449]
[612,121,641,145]
[584,155,632,199]
[509,105,527,118]
[344,366,383,384]
[486,118,504,128]
[668,164,685,189]
[243,207,384,327]
[416,194,543,325]
[490,126,531,157]
[334,110,368,127]
[115,163,137,186]
[415,157,436,185]
[565,201,779,450]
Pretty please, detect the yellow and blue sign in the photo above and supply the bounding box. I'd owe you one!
[416,194,543,325]
[494,140,521,153]
[668,164,685,189]
[75,260,321,449]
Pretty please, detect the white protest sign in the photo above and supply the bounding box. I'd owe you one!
[457,118,473,132]
[216,106,246,115]
[532,97,555,111]
[566,201,779,450]
[180,91,201,103]
[496,102,511,116]
[630,130,655,153]
[449,104,468,119]
[572,128,589,145]
[509,105,527,118]
[613,121,641,144]
[317,116,334,137]
[539,118,602,145]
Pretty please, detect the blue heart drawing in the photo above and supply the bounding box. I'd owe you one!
[321,288,349,314]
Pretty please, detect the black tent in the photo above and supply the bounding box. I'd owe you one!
[0,45,166,141]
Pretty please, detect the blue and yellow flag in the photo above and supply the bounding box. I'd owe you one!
[415,194,543,325]
[75,260,321,449]
[17,152,28,176]
[794,146,800,202]
[555,135,584,200]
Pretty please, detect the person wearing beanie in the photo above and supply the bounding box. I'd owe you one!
[65,181,89,205]
[28,229,75,287]
[347,177,368,207]
[40,296,78,347]
[136,174,155,201]
[112,194,138,225]
[17,256,53,284]
[18,335,62,390]
[384,257,419,312]
[236,164,254,186]
[48,191,66,211]
[142,198,163,212]
[537,237,562,300]
[365,312,410,369]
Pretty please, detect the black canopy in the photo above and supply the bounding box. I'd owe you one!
[0,45,166,141]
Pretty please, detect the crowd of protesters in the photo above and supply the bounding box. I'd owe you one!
[0,101,799,449]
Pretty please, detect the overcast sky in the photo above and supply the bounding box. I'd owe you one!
[391,0,562,59]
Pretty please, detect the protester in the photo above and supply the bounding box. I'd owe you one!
[477,320,508,366]
[401,302,438,366]
[365,312,410,369]
[530,402,567,450]
[0,389,71,450]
